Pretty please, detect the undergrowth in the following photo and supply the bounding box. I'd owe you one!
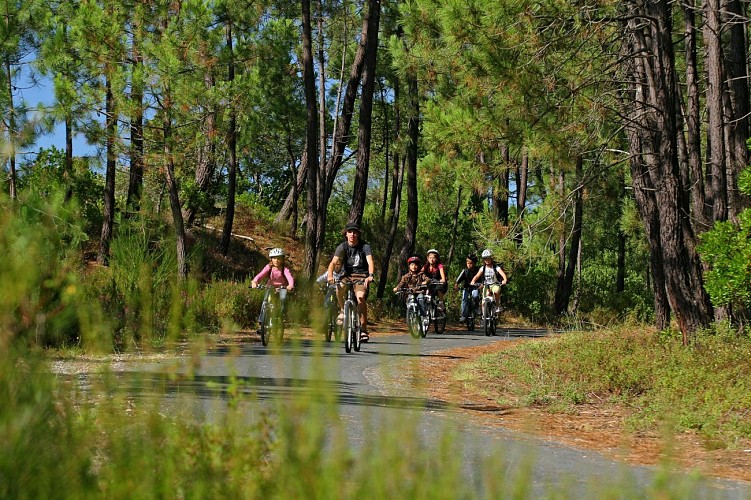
[457,325,751,449]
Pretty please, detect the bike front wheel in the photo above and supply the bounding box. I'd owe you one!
[407,306,422,338]
[344,301,354,353]
[259,303,270,346]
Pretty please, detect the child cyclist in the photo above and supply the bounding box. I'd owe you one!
[421,249,447,311]
[251,247,295,317]
[316,259,343,309]
[393,256,430,316]
[470,249,507,314]
[454,254,480,322]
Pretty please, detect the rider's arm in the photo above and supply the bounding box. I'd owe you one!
[469,267,483,285]
[365,254,375,284]
[439,264,447,282]
[497,266,508,285]
[284,267,295,290]
[327,256,342,283]
[252,264,270,288]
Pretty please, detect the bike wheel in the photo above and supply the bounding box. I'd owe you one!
[343,301,354,353]
[353,316,362,352]
[259,303,269,346]
[467,314,475,331]
[324,306,333,342]
[490,317,497,336]
[434,309,446,334]
[407,307,421,338]
[484,301,493,337]
[274,315,284,344]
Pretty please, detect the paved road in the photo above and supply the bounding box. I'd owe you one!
[125,326,749,498]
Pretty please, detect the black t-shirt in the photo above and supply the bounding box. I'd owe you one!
[334,240,372,275]
[456,266,479,288]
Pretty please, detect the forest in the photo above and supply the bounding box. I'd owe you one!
[3,0,751,346]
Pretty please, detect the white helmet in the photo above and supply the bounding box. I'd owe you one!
[269,247,285,258]
[481,249,492,258]
[427,248,439,256]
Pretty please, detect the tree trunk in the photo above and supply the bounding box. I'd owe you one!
[703,0,728,224]
[616,169,626,293]
[514,149,528,246]
[314,1,371,257]
[682,2,708,230]
[621,0,712,339]
[182,54,217,228]
[723,0,750,220]
[98,76,117,265]
[220,21,238,256]
[349,0,381,226]
[398,73,420,276]
[379,83,390,223]
[163,107,188,279]
[302,0,320,280]
[4,56,17,200]
[555,157,583,316]
[494,145,509,225]
[126,10,144,215]
[377,156,405,299]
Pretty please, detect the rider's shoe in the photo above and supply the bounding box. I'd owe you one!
[459,316,466,322]
[336,312,344,325]
[495,306,501,314]
[360,330,369,342]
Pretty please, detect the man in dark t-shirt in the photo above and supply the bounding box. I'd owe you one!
[327,223,375,341]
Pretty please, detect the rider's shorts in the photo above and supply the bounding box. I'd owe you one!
[486,284,502,294]
[344,274,370,298]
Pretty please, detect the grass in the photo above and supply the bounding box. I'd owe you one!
[455,325,751,449]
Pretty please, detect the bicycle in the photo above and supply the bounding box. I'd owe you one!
[257,285,286,346]
[320,283,342,342]
[396,288,427,339]
[460,283,482,331]
[480,284,503,336]
[424,279,447,334]
[338,278,366,353]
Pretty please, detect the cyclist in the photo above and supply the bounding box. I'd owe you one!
[454,254,480,322]
[470,249,507,314]
[316,259,343,309]
[422,249,447,312]
[251,247,295,319]
[327,223,375,342]
[393,256,430,316]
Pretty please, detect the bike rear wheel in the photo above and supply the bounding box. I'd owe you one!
[343,301,354,353]
[434,309,446,334]
[467,315,475,331]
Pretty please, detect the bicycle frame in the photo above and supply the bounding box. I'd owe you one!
[338,278,365,353]
[257,285,285,346]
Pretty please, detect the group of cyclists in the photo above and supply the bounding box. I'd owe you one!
[252,222,508,342]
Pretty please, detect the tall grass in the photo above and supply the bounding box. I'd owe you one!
[457,326,751,448]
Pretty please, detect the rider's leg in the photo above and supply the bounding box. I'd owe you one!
[355,290,368,331]
[278,289,288,317]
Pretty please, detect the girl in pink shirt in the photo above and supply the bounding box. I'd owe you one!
[251,248,295,315]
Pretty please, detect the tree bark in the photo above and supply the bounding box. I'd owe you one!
[514,149,528,246]
[163,105,188,279]
[377,156,405,299]
[398,73,420,276]
[126,9,144,215]
[703,0,728,224]
[302,0,320,280]
[723,0,750,220]
[620,0,712,339]
[682,2,708,230]
[220,21,238,256]
[555,157,583,316]
[4,55,17,200]
[98,75,117,265]
[349,0,381,226]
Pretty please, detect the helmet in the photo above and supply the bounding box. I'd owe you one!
[481,249,492,258]
[269,247,285,258]
[407,256,421,265]
[427,248,439,256]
